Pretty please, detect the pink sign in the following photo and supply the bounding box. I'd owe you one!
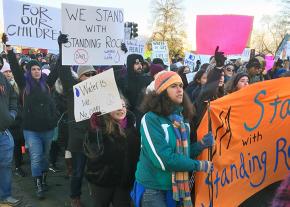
[265,55,275,71]
[196,15,254,55]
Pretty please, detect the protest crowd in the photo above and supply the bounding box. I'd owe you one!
[0,2,290,207]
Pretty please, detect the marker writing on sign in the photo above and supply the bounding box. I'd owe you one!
[205,136,290,199]
[7,4,57,40]
[243,90,290,132]
[65,8,123,23]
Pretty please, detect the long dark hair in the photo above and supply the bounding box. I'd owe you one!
[140,90,195,121]
[24,71,48,94]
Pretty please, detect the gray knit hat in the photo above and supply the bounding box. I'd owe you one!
[77,65,95,78]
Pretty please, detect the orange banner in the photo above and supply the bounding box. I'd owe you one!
[195,78,290,207]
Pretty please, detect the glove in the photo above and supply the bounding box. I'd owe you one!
[200,132,215,148]
[121,43,128,53]
[214,46,226,67]
[57,33,69,46]
[198,160,214,173]
[1,33,8,44]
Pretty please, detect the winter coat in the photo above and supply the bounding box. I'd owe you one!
[135,111,203,190]
[58,64,89,152]
[85,111,140,188]
[0,73,17,131]
[7,50,57,132]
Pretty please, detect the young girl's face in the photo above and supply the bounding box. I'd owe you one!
[166,82,184,104]
[31,65,41,80]
[236,76,249,90]
[199,73,207,85]
[110,99,127,121]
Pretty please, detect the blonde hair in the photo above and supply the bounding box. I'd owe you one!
[103,94,128,137]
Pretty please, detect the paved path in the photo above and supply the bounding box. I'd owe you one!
[8,154,93,207]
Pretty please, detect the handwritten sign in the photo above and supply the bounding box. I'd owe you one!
[195,77,290,207]
[151,41,170,66]
[3,0,61,50]
[125,39,145,57]
[61,3,125,65]
[73,68,122,122]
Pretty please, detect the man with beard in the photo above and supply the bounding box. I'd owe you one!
[125,54,152,129]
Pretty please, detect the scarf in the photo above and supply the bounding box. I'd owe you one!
[168,112,192,207]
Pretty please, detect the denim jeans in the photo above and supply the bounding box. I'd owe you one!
[0,130,14,199]
[70,152,87,198]
[23,129,54,177]
[141,189,167,207]
[88,183,130,207]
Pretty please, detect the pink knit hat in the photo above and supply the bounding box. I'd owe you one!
[0,62,11,73]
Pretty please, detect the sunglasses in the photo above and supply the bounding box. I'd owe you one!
[226,68,234,72]
[83,72,96,77]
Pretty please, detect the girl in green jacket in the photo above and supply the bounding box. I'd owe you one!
[132,71,215,207]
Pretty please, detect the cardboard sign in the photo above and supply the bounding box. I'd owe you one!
[73,68,122,122]
[151,41,170,66]
[195,77,290,207]
[3,0,61,50]
[125,39,145,57]
[61,3,125,65]
[196,15,254,55]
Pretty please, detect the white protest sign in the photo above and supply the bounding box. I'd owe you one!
[73,68,122,122]
[241,48,251,61]
[186,72,197,84]
[62,3,125,65]
[184,52,196,71]
[3,0,61,50]
[151,41,170,66]
[227,48,251,61]
[283,41,290,59]
[125,39,145,57]
[184,53,211,69]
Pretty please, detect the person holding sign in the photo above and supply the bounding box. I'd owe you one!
[58,34,97,207]
[5,45,58,199]
[131,71,215,207]
[84,96,140,207]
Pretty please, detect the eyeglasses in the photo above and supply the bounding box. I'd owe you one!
[83,72,96,77]
[226,68,234,72]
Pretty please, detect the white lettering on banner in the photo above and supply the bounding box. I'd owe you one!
[3,0,61,50]
[73,68,122,122]
[151,41,170,66]
[62,3,125,65]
